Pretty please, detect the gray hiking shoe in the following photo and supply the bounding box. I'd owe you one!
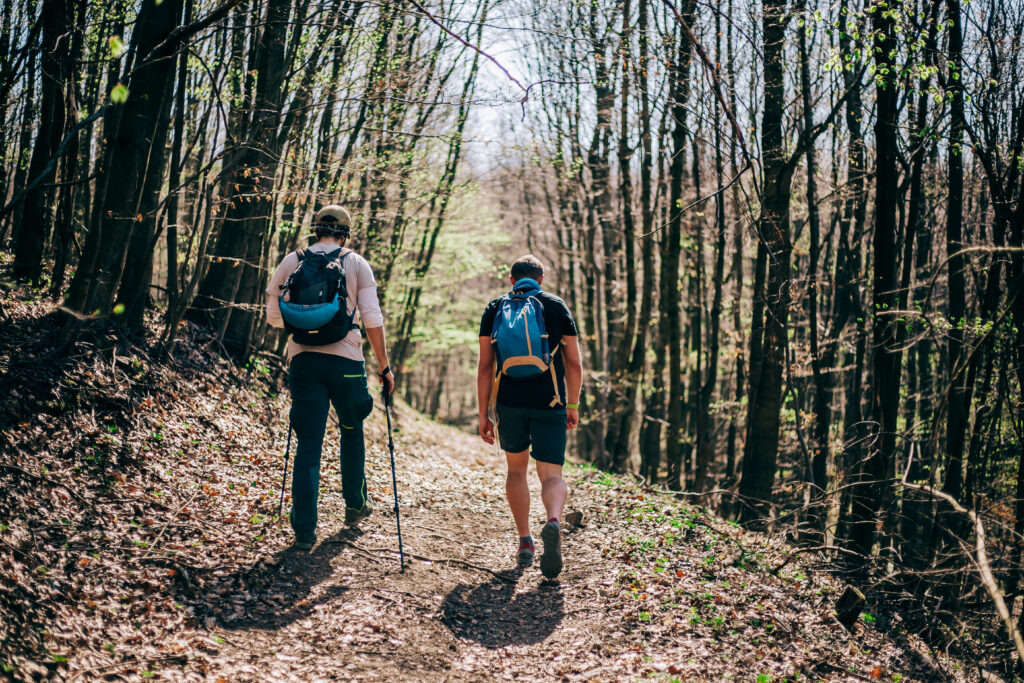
[293,533,316,551]
[517,539,535,566]
[540,521,562,579]
[345,501,372,527]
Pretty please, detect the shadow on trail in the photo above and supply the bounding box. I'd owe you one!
[441,568,564,648]
[201,527,368,632]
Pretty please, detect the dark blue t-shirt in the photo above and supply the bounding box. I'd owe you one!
[479,291,578,409]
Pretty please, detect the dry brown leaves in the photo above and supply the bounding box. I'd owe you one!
[0,291,983,682]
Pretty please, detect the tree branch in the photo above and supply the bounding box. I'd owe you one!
[0,106,108,220]
[147,0,246,60]
[900,482,1024,665]
[403,0,528,99]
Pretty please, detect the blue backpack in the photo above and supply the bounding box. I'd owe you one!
[489,278,562,407]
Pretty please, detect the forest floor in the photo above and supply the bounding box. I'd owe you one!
[0,292,988,682]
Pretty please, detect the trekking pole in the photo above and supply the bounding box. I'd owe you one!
[382,385,405,571]
[278,422,292,520]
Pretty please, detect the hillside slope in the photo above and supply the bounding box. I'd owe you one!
[0,297,975,681]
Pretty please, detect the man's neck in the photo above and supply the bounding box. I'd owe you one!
[315,238,345,248]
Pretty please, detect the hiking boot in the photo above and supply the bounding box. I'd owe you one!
[293,533,316,552]
[540,520,562,579]
[517,539,535,566]
[345,501,372,527]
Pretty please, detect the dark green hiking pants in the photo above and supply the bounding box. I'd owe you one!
[289,353,374,537]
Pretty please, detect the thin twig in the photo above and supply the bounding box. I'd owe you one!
[319,537,384,563]
[403,551,515,582]
[70,654,188,682]
[334,538,515,583]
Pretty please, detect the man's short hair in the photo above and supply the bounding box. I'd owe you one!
[510,255,544,281]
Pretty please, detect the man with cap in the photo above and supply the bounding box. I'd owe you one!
[266,205,396,551]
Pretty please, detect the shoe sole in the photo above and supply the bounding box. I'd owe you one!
[540,523,562,578]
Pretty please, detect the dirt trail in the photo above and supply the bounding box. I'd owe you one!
[158,407,959,682]
[188,413,620,681]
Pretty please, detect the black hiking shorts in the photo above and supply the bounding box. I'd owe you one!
[495,405,567,466]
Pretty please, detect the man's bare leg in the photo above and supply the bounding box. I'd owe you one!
[505,450,531,538]
[536,461,566,578]
[536,461,567,522]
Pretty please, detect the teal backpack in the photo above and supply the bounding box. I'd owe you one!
[489,278,562,408]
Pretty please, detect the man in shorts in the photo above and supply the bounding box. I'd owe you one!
[477,255,583,579]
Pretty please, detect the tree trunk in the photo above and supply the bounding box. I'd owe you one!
[664,1,694,491]
[13,0,75,284]
[800,0,827,507]
[605,0,638,471]
[48,0,87,298]
[164,0,194,310]
[942,0,968,500]
[724,0,743,487]
[636,0,659,483]
[834,0,869,550]
[694,5,727,493]
[849,3,902,559]
[4,11,38,246]
[615,109,656,471]
[62,0,186,334]
[191,0,294,359]
[739,0,792,525]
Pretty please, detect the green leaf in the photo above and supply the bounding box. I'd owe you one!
[110,83,129,104]
[108,35,124,58]
[113,303,126,315]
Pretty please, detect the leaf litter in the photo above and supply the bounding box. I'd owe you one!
[0,295,981,681]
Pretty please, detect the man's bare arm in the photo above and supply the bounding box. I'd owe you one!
[477,337,496,444]
[365,325,395,394]
[561,335,583,429]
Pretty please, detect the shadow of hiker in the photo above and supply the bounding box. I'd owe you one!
[193,527,368,632]
[441,568,565,648]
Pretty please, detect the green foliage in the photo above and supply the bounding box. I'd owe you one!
[388,188,512,366]
[110,83,129,104]
[107,35,124,59]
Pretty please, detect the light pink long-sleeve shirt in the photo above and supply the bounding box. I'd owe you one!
[266,244,384,361]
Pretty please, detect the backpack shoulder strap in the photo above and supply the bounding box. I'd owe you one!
[490,295,512,340]
[527,296,547,331]
[281,250,306,293]
[527,295,551,362]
